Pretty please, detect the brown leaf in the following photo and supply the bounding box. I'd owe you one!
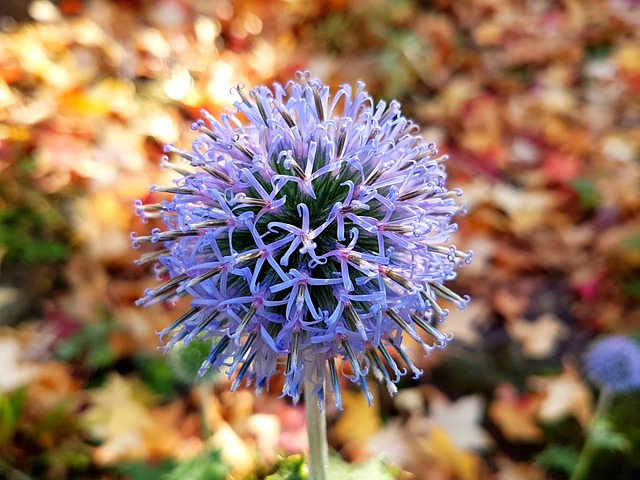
[489,384,543,443]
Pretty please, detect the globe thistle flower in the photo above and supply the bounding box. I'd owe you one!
[584,335,640,393]
[132,71,471,409]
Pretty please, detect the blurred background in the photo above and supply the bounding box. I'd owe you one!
[1,0,639,478]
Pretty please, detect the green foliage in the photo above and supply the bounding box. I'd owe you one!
[536,445,580,476]
[0,388,26,445]
[0,205,70,264]
[163,449,229,480]
[571,178,601,210]
[266,454,399,480]
[115,459,178,480]
[589,420,630,453]
[134,354,179,399]
[621,234,640,251]
[56,321,119,370]
[117,449,229,480]
[328,455,398,479]
[266,454,306,480]
[168,339,218,386]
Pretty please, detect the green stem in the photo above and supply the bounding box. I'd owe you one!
[304,381,328,480]
[570,388,613,480]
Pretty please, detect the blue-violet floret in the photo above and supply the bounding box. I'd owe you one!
[584,335,640,393]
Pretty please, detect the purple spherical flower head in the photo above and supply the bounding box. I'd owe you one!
[584,335,640,393]
[132,71,472,409]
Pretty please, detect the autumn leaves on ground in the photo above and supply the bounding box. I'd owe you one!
[1,0,640,479]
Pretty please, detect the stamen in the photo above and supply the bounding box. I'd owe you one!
[343,303,367,340]
[231,350,258,391]
[134,250,169,265]
[336,128,347,158]
[328,357,343,410]
[390,340,423,378]
[366,349,397,395]
[233,304,258,337]
[145,273,188,300]
[428,281,468,306]
[363,167,386,186]
[313,87,325,122]
[410,312,447,344]
[137,203,166,212]
[342,338,371,399]
[420,290,446,317]
[233,141,255,160]
[284,157,306,179]
[235,83,252,108]
[235,196,268,207]
[164,145,194,162]
[385,308,422,343]
[151,186,197,195]
[163,161,194,176]
[367,127,380,143]
[274,102,296,128]
[285,329,301,378]
[377,344,404,381]
[200,164,234,184]
[159,306,202,340]
[380,224,413,234]
[380,266,417,291]
[195,123,219,141]
[256,95,270,125]
[236,250,264,265]
[190,219,229,229]
[199,335,231,377]
[398,186,435,202]
[136,229,199,243]
[184,266,223,289]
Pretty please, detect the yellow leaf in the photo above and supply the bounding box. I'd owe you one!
[420,426,479,480]
[333,387,380,447]
[210,421,255,478]
[82,373,155,464]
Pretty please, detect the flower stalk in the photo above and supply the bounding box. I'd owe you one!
[305,381,328,480]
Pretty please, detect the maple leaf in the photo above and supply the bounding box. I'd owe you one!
[426,392,492,452]
[81,373,155,464]
[528,360,593,428]
[507,313,567,359]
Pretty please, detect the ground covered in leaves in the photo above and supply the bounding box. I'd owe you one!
[1,0,640,479]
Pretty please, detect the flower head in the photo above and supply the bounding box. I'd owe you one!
[132,71,471,408]
[584,335,640,393]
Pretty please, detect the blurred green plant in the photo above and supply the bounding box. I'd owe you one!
[116,450,229,480]
[265,454,399,480]
[56,320,120,372]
